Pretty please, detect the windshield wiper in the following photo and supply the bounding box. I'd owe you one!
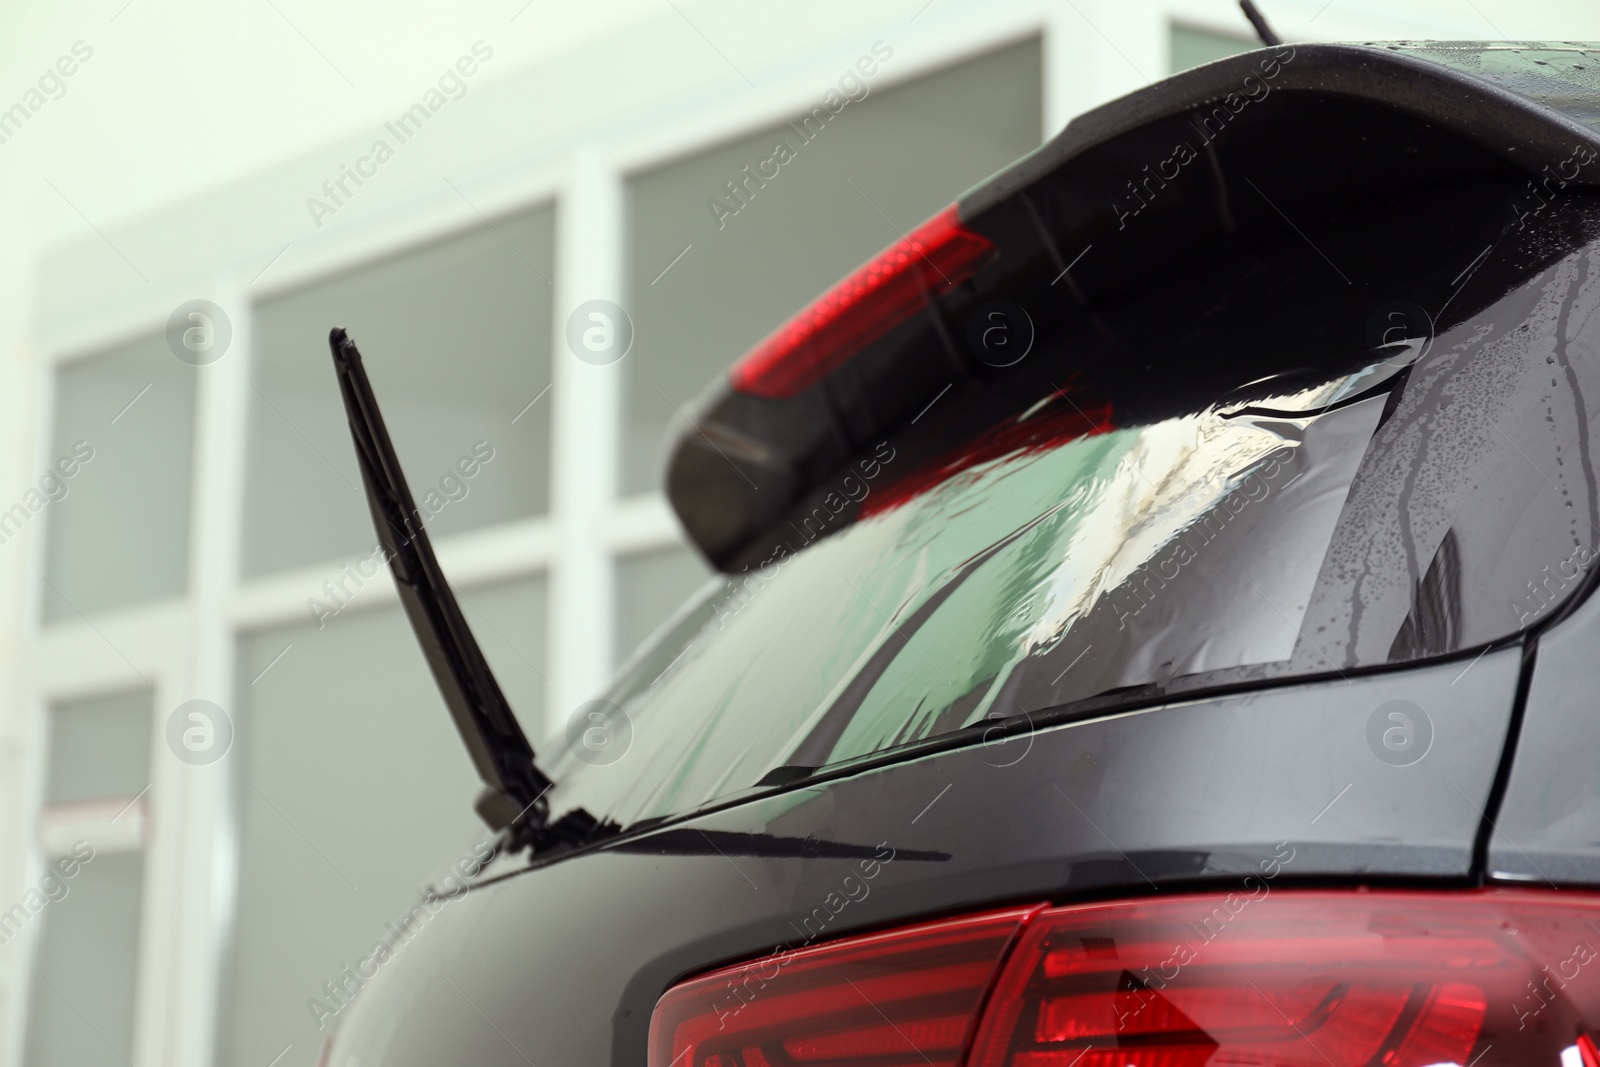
[328,327,608,853]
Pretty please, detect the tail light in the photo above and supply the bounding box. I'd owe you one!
[729,204,995,399]
[650,906,1040,1067]
[649,890,1600,1067]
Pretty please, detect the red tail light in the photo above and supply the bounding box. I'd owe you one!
[729,204,995,399]
[650,890,1600,1067]
[649,906,1041,1067]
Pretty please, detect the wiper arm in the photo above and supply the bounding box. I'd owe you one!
[328,327,604,852]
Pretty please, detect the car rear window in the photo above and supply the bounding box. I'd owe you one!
[548,188,1600,828]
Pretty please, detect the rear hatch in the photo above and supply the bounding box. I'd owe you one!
[548,42,1600,830]
[326,41,1600,1067]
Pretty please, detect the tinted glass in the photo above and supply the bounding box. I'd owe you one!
[549,191,1600,828]
[615,545,713,667]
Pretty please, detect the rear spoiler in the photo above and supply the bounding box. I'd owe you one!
[667,42,1600,571]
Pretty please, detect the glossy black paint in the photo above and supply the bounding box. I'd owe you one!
[328,650,1522,1067]
[962,42,1600,221]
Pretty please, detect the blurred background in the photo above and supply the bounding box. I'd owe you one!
[0,1,1595,1065]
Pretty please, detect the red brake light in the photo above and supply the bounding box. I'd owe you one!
[729,204,995,399]
[649,906,1041,1067]
[651,890,1600,1067]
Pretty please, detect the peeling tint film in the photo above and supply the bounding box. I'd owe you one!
[551,216,1600,829]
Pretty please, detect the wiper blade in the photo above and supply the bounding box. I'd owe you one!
[328,327,604,852]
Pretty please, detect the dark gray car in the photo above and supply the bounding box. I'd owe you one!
[319,40,1600,1067]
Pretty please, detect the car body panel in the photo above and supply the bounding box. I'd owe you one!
[1492,579,1600,885]
[328,650,1520,1067]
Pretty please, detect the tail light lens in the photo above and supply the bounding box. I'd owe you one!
[972,891,1528,1067]
[650,891,1600,1067]
[729,203,995,399]
[650,906,1041,1067]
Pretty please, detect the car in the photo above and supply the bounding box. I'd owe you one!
[317,36,1600,1067]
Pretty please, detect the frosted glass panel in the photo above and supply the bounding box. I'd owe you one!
[22,852,144,1067]
[42,334,195,620]
[615,545,713,667]
[46,690,151,805]
[245,206,555,575]
[1170,24,1253,73]
[218,577,544,1067]
[622,38,1043,494]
